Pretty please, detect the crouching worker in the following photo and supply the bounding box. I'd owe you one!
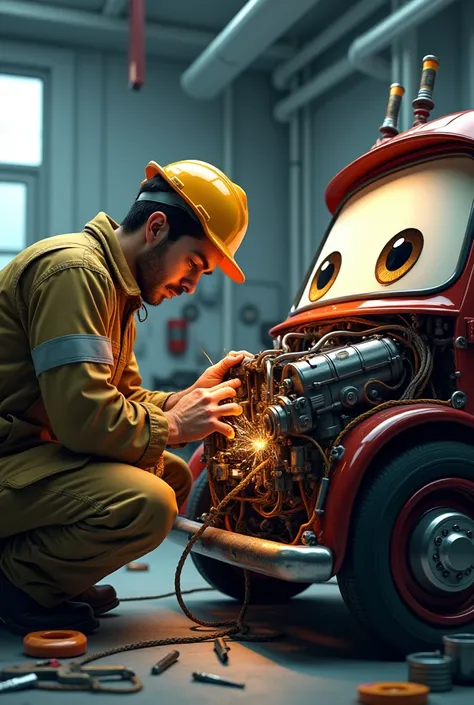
[0,159,250,636]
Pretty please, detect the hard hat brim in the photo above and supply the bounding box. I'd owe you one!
[144,161,246,284]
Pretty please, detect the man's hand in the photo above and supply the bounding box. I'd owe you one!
[164,379,243,444]
[194,350,253,389]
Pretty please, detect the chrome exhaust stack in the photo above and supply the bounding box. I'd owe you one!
[168,517,334,583]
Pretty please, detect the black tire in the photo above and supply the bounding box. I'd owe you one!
[337,440,474,654]
[186,471,310,603]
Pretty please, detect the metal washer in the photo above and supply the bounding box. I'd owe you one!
[406,651,453,692]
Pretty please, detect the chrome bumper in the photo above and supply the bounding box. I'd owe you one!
[169,516,334,583]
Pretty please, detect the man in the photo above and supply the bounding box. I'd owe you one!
[0,159,249,636]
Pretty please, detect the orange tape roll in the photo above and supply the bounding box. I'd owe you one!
[358,681,429,705]
[23,629,87,658]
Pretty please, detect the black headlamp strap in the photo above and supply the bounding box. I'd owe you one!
[136,190,200,224]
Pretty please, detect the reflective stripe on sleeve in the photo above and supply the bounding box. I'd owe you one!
[32,334,114,375]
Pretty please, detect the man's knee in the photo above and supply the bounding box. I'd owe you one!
[162,452,193,509]
[86,462,178,551]
[140,477,178,539]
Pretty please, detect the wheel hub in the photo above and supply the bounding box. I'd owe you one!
[409,510,474,594]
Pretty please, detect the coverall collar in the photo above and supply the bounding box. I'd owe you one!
[84,212,141,298]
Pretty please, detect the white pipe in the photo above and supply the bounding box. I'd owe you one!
[180,0,323,100]
[390,0,417,132]
[289,77,302,301]
[274,56,353,122]
[399,30,418,131]
[0,0,293,61]
[222,85,234,354]
[273,0,387,90]
[102,0,126,16]
[302,67,313,279]
[274,0,460,121]
[348,0,459,80]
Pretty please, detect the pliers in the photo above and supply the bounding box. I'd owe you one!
[0,661,142,693]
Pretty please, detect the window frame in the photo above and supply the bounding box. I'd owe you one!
[0,68,45,169]
[0,65,48,249]
[0,169,39,262]
[0,40,75,236]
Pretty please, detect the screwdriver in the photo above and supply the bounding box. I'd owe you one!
[192,671,245,688]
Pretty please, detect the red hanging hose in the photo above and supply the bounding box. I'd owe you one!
[129,0,145,90]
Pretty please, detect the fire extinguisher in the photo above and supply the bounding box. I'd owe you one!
[167,319,188,355]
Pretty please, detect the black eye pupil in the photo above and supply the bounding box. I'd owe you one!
[317,261,334,289]
[385,238,413,271]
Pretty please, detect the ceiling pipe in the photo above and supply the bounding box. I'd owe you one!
[102,0,127,16]
[273,0,387,90]
[274,0,460,121]
[0,0,293,61]
[180,0,323,100]
[348,0,459,80]
[274,56,354,122]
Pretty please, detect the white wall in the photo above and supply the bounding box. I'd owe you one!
[0,42,289,389]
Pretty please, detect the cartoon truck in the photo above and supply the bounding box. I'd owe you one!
[169,55,474,655]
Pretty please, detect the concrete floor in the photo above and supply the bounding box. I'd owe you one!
[0,537,471,704]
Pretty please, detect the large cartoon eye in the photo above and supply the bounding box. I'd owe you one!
[375,228,424,285]
[309,251,341,302]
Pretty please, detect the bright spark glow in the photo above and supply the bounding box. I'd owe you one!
[253,438,267,452]
[230,413,279,465]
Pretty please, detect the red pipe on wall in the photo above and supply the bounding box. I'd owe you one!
[129,0,145,90]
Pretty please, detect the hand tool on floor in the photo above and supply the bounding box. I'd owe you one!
[151,650,180,675]
[0,673,38,694]
[192,671,245,688]
[0,662,142,693]
[213,637,230,664]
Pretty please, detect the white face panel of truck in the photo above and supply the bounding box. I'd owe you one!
[295,155,474,310]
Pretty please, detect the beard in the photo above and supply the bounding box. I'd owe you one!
[135,237,172,306]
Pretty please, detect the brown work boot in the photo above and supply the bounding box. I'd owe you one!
[75,584,120,616]
[0,567,99,636]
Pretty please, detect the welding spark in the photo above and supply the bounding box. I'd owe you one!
[230,412,279,465]
[201,349,214,365]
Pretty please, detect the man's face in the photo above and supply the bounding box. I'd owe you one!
[136,225,222,306]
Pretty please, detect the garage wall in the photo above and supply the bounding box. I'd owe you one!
[0,41,288,388]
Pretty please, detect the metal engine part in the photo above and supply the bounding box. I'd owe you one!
[263,337,403,440]
[409,509,474,593]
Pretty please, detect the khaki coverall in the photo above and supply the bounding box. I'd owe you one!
[0,213,191,608]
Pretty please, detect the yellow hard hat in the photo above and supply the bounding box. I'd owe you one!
[143,159,248,283]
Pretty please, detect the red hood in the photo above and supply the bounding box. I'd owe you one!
[325,111,474,214]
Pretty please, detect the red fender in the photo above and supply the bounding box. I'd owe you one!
[180,443,205,515]
[321,404,474,573]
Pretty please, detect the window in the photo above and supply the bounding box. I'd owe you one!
[0,73,43,166]
[0,71,44,269]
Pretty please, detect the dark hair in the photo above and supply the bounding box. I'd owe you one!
[121,174,206,241]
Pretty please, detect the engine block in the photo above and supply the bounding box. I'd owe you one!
[203,334,404,535]
[263,336,403,440]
